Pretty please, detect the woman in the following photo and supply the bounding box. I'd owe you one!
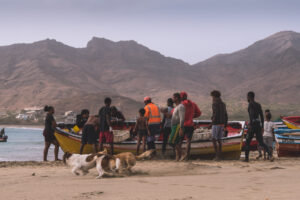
[43,105,60,161]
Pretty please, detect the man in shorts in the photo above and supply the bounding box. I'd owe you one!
[99,97,114,155]
[80,115,99,154]
[210,90,228,161]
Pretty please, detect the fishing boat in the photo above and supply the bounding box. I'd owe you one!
[275,128,300,157]
[281,116,300,129]
[55,120,245,159]
[0,128,7,142]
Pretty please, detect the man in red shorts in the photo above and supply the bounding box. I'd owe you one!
[99,97,114,155]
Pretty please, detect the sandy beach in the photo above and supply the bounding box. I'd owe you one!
[1,155,300,200]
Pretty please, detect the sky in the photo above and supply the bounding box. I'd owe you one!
[0,0,299,64]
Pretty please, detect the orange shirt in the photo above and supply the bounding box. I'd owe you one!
[144,103,161,125]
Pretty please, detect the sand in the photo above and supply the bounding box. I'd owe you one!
[1,155,300,200]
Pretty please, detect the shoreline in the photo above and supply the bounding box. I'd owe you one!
[0,124,43,129]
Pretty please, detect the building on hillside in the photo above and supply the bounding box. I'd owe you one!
[64,111,76,124]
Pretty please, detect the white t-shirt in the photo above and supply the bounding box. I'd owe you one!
[263,121,275,137]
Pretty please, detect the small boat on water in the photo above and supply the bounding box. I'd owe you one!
[55,120,245,160]
[0,128,8,142]
[281,116,300,129]
[275,128,300,157]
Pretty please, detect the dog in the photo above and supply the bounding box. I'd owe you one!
[95,154,121,179]
[115,149,155,173]
[63,149,107,176]
[95,149,155,178]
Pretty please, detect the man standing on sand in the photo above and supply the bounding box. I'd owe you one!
[180,91,201,161]
[210,90,228,161]
[99,97,114,155]
[161,98,174,156]
[168,93,185,161]
[144,96,161,151]
[244,91,273,162]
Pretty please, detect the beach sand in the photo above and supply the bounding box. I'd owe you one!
[1,156,300,200]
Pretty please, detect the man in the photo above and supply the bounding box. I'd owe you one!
[161,98,174,156]
[76,109,90,129]
[144,96,161,150]
[210,90,228,161]
[168,93,185,161]
[79,115,99,154]
[180,91,201,160]
[99,97,114,155]
[244,91,273,162]
[110,106,126,124]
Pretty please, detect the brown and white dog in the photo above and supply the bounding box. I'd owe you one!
[95,149,155,178]
[63,150,107,176]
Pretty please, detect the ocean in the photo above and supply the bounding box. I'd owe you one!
[0,127,63,161]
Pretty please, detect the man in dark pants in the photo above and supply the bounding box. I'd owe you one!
[244,91,273,162]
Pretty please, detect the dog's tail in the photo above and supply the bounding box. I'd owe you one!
[135,149,155,160]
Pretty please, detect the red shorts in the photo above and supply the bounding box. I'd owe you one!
[99,131,114,143]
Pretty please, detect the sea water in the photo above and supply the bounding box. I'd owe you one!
[0,127,63,161]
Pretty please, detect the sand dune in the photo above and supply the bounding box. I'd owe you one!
[1,155,300,200]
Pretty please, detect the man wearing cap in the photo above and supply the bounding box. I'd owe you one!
[144,96,161,150]
[179,91,201,160]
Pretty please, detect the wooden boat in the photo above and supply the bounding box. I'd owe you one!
[0,128,7,142]
[55,120,245,159]
[275,129,300,157]
[0,135,8,142]
[281,116,300,129]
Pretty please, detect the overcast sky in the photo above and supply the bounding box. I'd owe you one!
[0,0,299,64]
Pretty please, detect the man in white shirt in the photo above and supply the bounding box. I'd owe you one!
[263,112,275,160]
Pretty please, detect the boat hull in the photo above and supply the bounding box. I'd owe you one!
[281,116,300,129]
[0,135,8,142]
[275,131,300,157]
[55,121,245,160]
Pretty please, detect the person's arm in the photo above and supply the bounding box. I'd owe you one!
[51,116,57,130]
[106,107,112,127]
[179,105,186,136]
[258,104,264,128]
[248,103,255,127]
[224,103,228,128]
[133,119,139,133]
[210,102,217,128]
[193,103,201,118]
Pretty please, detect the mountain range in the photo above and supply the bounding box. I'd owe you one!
[0,31,299,118]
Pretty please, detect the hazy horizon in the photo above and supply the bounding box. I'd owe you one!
[1,0,300,64]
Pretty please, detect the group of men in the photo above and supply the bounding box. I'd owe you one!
[77,90,273,162]
[78,97,125,155]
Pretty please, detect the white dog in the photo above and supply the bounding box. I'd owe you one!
[63,151,106,176]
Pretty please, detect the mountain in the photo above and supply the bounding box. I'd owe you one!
[193,31,300,104]
[0,31,299,119]
[0,37,209,117]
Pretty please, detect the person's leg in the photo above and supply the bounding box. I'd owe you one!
[162,128,168,155]
[136,136,141,155]
[80,144,85,154]
[142,136,146,152]
[93,144,98,153]
[212,139,218,159]
[43,141,51,161]
[186,127,194,159]
[52,139,60,161]
[255,128,270,156]
[99,132,104,151]
[245,127,254,162]
[109,142,114,155]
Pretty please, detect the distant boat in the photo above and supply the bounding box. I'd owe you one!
[54,120,245,160]
[0,128,8,142]
[281,116,300,129]
[275,128,300,157]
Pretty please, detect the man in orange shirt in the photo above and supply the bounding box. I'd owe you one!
[144,96,161,150]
